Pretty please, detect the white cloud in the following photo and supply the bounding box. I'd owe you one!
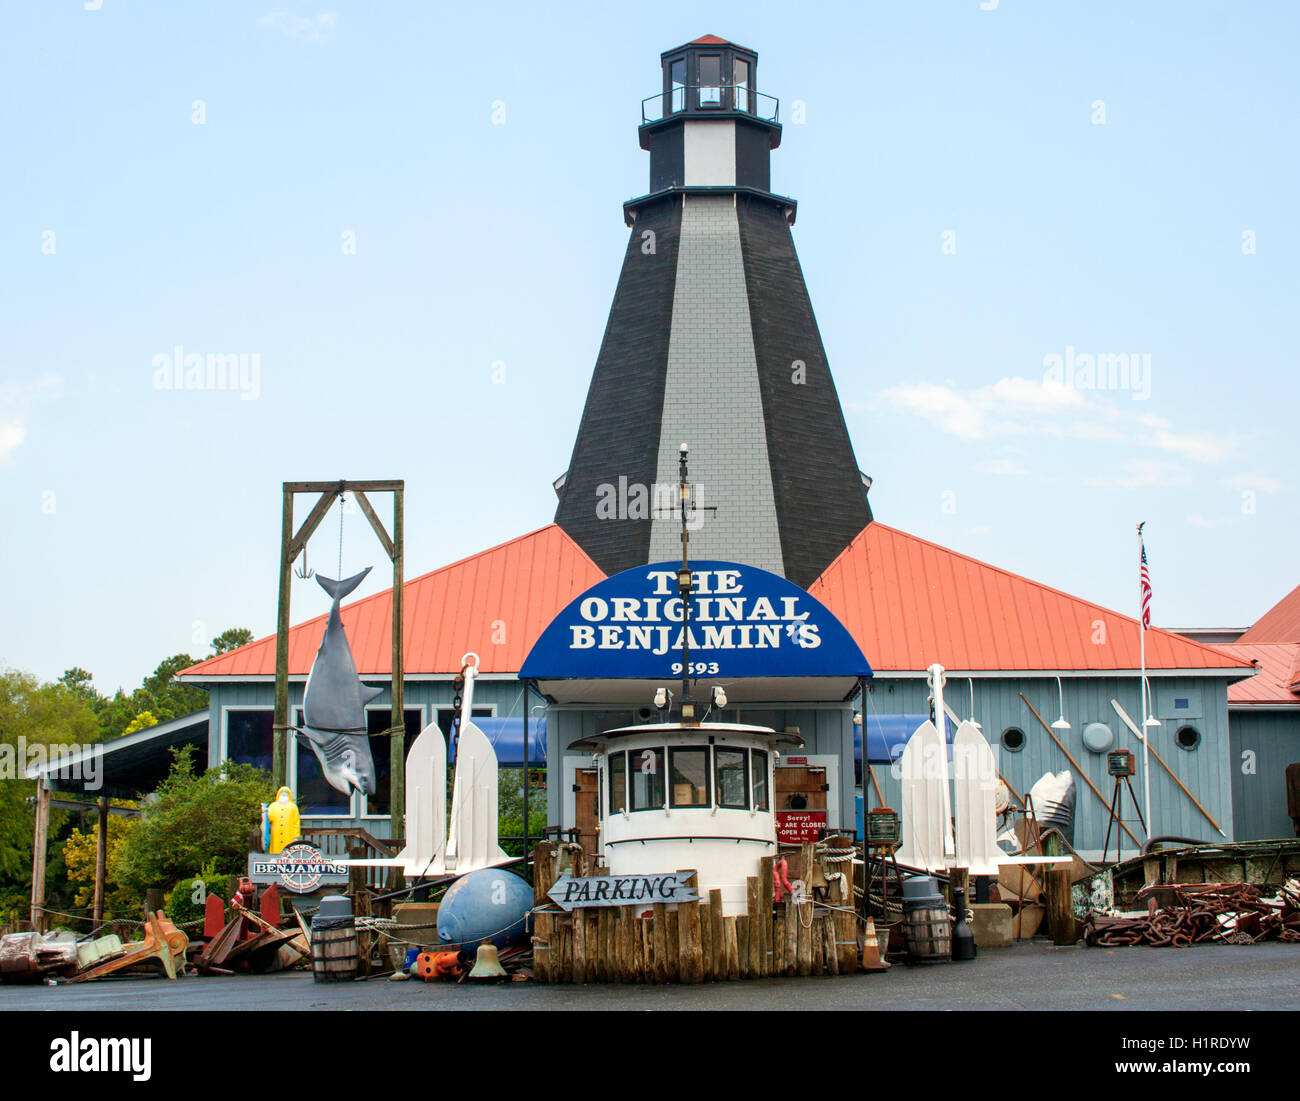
[989,376,1085,414]
[878,375,1084,441]
[1085,459,1185,489]
[976,456,1027,477]
[258,12,338,40]
[1148,428,1232,463]
[0,375,63,465]
[1220,473,1287,494]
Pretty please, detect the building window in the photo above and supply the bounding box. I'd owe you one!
[630,747,665,810]
[715,748,748,809]
[225,710,272,772]
[294,708,351,817]
[1175,725,1201,751]
[752,750,769,811]
[670,748,710,807]
[698,56,721,106]
[435,706,494,743]
[1001,727,1026,753]
[608,751,627,813]
[364,709,425,817]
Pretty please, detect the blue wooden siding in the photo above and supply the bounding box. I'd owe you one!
[1228,709,1300,840]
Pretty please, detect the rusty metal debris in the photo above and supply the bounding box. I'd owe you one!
[1082,879,1300,948]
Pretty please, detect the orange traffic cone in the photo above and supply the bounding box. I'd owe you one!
[861,917,890,972]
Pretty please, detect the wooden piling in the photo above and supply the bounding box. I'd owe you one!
[737,915,751,979]
[709,890,725,981]
[759,855,775,977]
[665,908,680,982]
[700,895,714,981]
[724,916,739,980]
[784,898,798,976]
[653,904,669,984]
[532,842,555,983]
[572,904,588,983]
[678,870,703,984]
[745,875,760,977]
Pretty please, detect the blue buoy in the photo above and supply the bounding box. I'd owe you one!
[437,868,533,952]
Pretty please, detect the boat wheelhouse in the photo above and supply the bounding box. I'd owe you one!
[570,721,803,915]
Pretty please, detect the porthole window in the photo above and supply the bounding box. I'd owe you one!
[1175,726,1201,751]
[1001,727,1026,753]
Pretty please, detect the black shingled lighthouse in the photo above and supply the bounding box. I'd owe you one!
[554,36,871,590]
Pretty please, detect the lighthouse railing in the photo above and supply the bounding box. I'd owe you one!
[641,86,779,124]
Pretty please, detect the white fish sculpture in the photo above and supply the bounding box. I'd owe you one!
[300,569,381,796]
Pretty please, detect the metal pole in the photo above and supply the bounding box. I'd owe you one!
[522,680,530,858]
[1139,524,1151,839]
[273,486,294,789]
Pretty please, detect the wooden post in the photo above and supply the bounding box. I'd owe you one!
[677,870,703,984]
[823,914,839,975]
[29,778,50,933]
[724,916,739,980]
[707,894,717,982]
[572,901,588,983]
[759,855,775,977]
[784,898,798,976]
[92,795,109,927]
[737,915,750,979]
[653,903,669,983]
[797,899,812,976]
[709,889,725,981]
[745,875,760,978]
[532,842,554,983]
[1044,834,1076,945]
[388,485,405,857]
[273,487,294,789]
[774,906,787,976]
[665,908,680,982]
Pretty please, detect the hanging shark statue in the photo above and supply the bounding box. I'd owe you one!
[300,568,381,796]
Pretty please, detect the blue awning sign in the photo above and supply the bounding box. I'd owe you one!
[520,561,871,683]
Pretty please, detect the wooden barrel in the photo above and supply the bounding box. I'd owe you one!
[310,918,358,983]
[902,906,952,963]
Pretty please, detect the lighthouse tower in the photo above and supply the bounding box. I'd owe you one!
[554,36,871,589]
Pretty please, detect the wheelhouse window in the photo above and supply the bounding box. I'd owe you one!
[630,747,665,810]
[751,750,769,811]
[715,748,748,809]
[698,55,721,106]
[669,747,710,807]
[608,750,627,813]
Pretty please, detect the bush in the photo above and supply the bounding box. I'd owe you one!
[116,747,272,895]
[165,864,234,926]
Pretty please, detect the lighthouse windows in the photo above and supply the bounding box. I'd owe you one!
[670,58,686,112]
[734,59,751,112]
[669,748,711,807]
[698,55,722,107]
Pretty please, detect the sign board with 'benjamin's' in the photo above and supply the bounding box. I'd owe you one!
[248,841,349,894]
[547,873,699,910]
[519,561,870,683]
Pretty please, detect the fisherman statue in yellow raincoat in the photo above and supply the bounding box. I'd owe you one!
[264,786,301,854]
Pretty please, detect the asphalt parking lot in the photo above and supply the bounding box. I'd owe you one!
[4,940,1298,1011]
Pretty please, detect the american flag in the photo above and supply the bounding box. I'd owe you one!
[1139,537,1152,630]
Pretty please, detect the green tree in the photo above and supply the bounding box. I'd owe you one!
[498,769,547,857]
[114,747,272,895]
[0,669,101,915]
[211,628,254,655]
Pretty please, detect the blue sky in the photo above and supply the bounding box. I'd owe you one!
[1,1,1296,693]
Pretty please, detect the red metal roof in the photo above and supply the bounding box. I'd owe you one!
[1237,582,1300,644]
[179,525,605,679]
[809,523,1254,674]
[1220,642,1300,705]
[691,34,732,45]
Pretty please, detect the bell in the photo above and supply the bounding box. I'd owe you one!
[467,942,508,982]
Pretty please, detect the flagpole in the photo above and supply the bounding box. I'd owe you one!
[1138,522,1152,839]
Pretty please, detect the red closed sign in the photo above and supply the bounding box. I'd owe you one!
[776,811,826,843]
